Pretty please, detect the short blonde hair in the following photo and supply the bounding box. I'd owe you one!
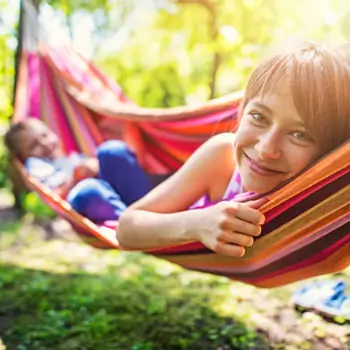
[239,41,350,155]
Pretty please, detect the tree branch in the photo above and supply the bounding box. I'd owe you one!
[174,0,220,99]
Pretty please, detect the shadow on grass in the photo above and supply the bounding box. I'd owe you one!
[0,206,20,234]
[0,263,271,350]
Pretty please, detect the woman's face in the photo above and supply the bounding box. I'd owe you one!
[235,86,321,194]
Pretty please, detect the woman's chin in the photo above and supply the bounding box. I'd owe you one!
[242,179,278,195]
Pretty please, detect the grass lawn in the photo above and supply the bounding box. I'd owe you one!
[0,189,350,350]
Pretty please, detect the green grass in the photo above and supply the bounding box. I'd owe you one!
[0,264,270,350]
[1,194,350,349]
[0,211,271,350]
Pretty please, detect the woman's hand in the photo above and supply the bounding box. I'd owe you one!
[194,198,267,257]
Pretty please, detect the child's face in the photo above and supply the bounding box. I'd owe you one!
[235,85,321,194]
[16,121,62,160]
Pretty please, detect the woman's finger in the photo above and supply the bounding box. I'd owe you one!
[225,202,265,225]
[220,217,261,236]
[214,240,245,257]
[219,231,255,247]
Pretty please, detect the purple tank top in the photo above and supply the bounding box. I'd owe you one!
[190,169,252,209]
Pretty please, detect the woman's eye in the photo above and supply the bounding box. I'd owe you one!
[291,131,312,142]
[249,112,266,123]
[293,132,303,138]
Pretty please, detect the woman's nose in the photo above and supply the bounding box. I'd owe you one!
[255,131,281,160]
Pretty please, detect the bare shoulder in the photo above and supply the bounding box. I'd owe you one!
[201,133,236,158]
[127,132,236,213]
[182,132,236,177]
[202,133,236,201]
[191,132,236,176]
[207,132,236,145]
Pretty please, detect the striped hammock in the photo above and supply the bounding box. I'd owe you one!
[12,46,350,288]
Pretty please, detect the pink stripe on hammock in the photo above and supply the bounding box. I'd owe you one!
[28,53,41,119]
[41,60,78,154]
[46,55,99,156]
[55,81,98,155]
[154,107,238,128]
[140,126,203,153]
[262,213,350,266]
[140,123,206,142]
[263,166,349,223]
[246,231,350,284]
[200,213,350,275]
[145,140,183,169]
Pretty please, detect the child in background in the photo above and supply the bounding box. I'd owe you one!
[4,118,162,222]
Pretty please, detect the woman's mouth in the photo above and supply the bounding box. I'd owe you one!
[244,153,285,177]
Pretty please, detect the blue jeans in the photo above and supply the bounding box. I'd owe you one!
[66,140,155,222]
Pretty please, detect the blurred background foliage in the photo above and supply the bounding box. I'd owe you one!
[1,0,350,189]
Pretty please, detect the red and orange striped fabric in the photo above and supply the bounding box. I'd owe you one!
[12,47,349,288]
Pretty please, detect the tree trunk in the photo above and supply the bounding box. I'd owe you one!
[12,0,24,107]
[175,0,221,99]
[208,11,220,99]
[11,0,40,213]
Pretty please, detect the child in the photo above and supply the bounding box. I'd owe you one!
[4,118,162,222]
[117,40,350,256]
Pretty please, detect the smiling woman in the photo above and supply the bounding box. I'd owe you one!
[239,42,350,156]
[235,84,321,194]
[117,40,350,257]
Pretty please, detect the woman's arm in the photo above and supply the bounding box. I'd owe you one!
[118,133,265,257]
